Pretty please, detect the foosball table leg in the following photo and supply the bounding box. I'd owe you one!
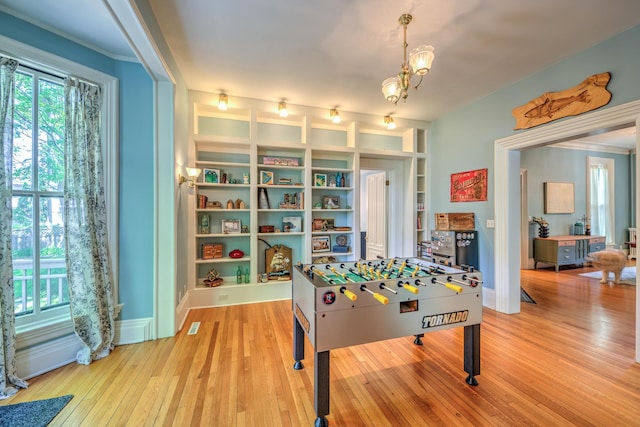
[413,334,424,346]
[314,350,330,427]
[464,324,480,386]
[293,315,305,370]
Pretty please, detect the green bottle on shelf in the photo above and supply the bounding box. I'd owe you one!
[236,265,242,284]
[244,268,250,283]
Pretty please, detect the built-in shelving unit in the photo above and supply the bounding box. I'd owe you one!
[185,94,429,308]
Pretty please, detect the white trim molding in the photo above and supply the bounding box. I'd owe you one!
[494,99,640,362]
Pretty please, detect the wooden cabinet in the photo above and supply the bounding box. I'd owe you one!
[534,235,605,271]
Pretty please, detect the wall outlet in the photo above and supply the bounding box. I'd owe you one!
[487,219,495,228]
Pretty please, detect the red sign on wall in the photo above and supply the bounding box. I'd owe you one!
[450,168,488,202]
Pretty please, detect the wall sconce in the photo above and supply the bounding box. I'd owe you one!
[330,108,341,124]
[384,115,396,130]
[278,101,288,118]
[218,93,228,110]
[179,167,201,188]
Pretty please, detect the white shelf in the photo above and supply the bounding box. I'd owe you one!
[258,208,304,212]
[196,233,251,238]
[196,183,250,188]
[258,232,304,237]
[312,209,353,212]
[311,230,353,235]
[196,256,251,264]
[257,184,304,189]
[311,186,353,191]
[258,164,304,170]
[196,208,251,212]
[196,160,248,168]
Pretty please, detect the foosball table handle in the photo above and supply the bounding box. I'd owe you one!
[340,287,357,301]
[400,282,419,294]
[373,292,389,305]
[445,282,463,294]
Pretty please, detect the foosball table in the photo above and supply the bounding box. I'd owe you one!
[292,257,483,427]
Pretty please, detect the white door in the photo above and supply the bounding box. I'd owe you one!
[366,172,387,259]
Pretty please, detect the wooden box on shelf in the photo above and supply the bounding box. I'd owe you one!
[259,225,275,233]
[202,243,223,259]
[435,213,475,231]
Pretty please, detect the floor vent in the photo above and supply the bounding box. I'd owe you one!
[187,322,201,335]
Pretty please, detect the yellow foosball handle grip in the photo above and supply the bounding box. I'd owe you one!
[445,283,463,294]
[373,292,389,305]
[342,289,357,301]
[403,284,419,294]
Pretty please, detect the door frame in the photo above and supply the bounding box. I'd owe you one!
[494,98,640,362]
[360,157,405,258]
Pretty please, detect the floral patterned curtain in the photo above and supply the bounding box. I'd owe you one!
[0,56,28,399]
[64,78,115,365]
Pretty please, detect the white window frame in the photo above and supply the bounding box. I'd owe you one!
[586,155,616,246]
[1,35,119,348]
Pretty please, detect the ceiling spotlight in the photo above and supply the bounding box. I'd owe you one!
[218,93,228,110]
[330,108,341,124]
[381,14,435,104]
[384,115,396,130]
[278,101,288,118]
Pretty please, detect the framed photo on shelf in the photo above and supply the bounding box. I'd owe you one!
[322,196,340,209]
[282,216,302,232]
[260,170,274,185]
[312,235,331,253]
[312,218,334,231]
[314,173,327,187]
[203,168,220,184]
[222,219,241,234]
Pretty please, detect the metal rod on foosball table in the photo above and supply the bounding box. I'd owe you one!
[397,258,446,276]
[429,277,463,294]
[310,266,343,285]
[359,284,389,304]
[447,275,482,288]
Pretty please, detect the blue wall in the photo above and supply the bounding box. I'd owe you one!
[430,24,640,289]
[521,147,631,248]
[1,12,155,320]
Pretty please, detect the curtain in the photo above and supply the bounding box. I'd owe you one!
[64,78,115,365]
[0,56,28,399]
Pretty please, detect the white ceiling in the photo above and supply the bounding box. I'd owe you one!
[1,0,638,146]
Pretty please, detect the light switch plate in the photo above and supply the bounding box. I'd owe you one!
[487,219,495,228]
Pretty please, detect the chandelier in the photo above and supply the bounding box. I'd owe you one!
[381,14,435,104]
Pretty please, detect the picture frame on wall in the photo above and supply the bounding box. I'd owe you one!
[314,173,327,187]
[203,168,220,184]
[222,219,241,234]
[312,235,331,253]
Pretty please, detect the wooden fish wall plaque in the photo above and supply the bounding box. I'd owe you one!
[512,72,611,130]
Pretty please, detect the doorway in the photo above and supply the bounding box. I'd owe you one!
[360,157,405,259]
[495,99,640,361]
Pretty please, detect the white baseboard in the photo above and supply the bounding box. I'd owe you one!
[483,287,496,311]
[176,293,191,332]
[16,318,152,380]
[17,334,82,380]
[114,318,153,345]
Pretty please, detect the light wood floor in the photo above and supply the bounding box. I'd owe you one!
[2,264,639,426]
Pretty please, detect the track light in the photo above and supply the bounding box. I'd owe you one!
[278,101,288,117]
[330,108,341,124]
[384,115,396,130]
[218,93,228,110]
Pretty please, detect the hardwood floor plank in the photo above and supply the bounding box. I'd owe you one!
[3,265,640,426]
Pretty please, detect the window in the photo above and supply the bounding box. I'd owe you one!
[12,66,70,325]
[3,35,118,350]
[587,156,615,245]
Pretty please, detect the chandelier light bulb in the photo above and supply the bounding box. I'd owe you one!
[409,45,435,76]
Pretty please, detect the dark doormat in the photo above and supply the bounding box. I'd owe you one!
[520,287,536,304]
[0,394,73,427]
